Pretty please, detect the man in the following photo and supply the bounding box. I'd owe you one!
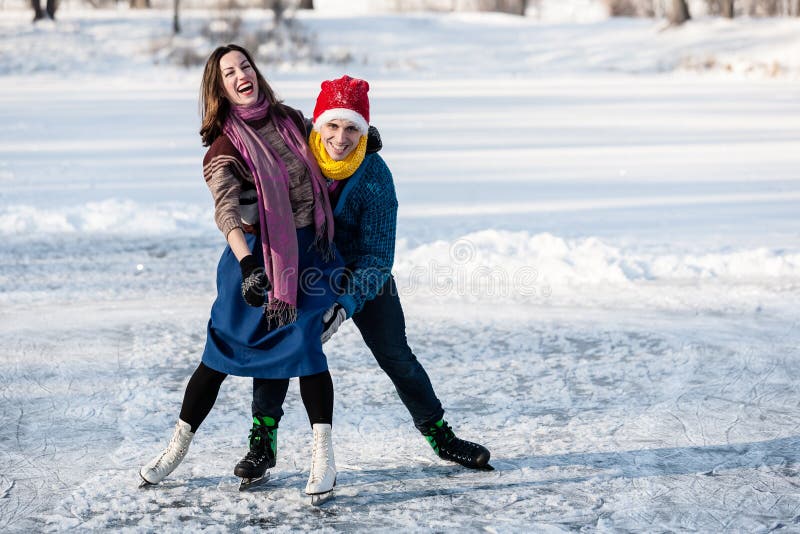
[236,75,490,490]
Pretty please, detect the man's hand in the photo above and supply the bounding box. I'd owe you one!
[321,303,347,344]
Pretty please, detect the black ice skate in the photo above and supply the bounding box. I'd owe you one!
[422,419,492,470]
[235,415,277,491]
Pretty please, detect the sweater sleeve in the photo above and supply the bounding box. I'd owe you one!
[338,159,398,316]
[202,136,251,238]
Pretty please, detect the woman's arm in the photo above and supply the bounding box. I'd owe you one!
[227,227,253,261]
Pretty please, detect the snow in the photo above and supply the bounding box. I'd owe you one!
[2,6,800,532]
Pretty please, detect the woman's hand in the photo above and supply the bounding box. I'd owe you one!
[239,255,271,307]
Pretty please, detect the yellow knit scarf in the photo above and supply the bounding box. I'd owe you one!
[309,130,367,180]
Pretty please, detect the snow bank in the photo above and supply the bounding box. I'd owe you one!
[303,13,800,78]
[7,202,796,291]
[4,203,795,313]
[0,199,214,236]
[394,230,800,300]
[2,9,800,78]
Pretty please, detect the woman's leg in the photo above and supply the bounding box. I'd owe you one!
[299,370,334,426]
[140,362,227,485]
[300,370,336,496]
[179,362,228,432]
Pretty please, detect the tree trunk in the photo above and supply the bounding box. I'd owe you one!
[270,0,285,24]
[298,0,314,8]
[129,0,150,8]
[721,0,734,18]
[796,0,800,16]
[669,0,691,24]
[173,0,180,34]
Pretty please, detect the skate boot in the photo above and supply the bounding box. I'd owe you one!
[305,423,336,505]
[235,415,277,491]
[422,419,491,469]
[139,419,194,486]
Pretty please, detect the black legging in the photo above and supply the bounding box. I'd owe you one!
[179,362,333,432]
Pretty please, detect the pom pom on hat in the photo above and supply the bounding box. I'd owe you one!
[313,75,370,135]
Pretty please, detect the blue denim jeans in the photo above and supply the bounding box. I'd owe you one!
[253,276,444,432]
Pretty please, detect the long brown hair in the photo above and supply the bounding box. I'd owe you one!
[199,44,285,146]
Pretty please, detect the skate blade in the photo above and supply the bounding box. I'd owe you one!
[138,474,155,488]
[309,490,334,506]
[239,472,270,491]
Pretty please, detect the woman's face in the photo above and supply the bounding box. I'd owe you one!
[219,51,259,107]
[318,119,362,161]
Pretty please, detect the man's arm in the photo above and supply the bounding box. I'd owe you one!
[337,162,397,316]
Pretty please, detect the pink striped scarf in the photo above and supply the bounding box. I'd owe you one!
[223,95,334,326]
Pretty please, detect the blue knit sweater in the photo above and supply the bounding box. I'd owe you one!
[332,153,398,317]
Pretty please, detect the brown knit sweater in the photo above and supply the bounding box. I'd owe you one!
[202,105,316,238]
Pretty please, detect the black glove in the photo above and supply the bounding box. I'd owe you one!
[239,255,271,307]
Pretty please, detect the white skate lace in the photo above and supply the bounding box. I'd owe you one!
[309,430,330,484]
[153,424,188,472]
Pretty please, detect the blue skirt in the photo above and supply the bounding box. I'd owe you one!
[201,226,343,378]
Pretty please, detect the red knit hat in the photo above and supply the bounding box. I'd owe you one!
[312,75,370,135]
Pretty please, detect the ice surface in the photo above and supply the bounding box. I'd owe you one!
[1,8,800,533]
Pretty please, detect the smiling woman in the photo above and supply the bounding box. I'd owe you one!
[219,51,258,107]
[139,44,346,500]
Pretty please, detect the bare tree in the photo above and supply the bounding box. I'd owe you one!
[507,0,528,15]
[268,0,286,24]
[721,0,734,17]
[298,0,314,8]
[473,0,528,15]
[669,0,691,23]
[173,0,180,33]
[129,0,150,7]
[760,0,779,15]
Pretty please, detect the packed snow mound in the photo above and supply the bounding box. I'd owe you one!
[395,229,800,288]
[5,203,797,287]
[391,230,800,313]
[0,200,214,236]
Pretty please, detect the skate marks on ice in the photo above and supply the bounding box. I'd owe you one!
[0,326,139,532]
[4,309,800,530]
[0,314,209,532]
[315,313,800,530]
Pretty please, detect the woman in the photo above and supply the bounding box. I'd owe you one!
[139,44,342,497]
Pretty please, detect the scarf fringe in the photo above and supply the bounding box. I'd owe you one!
[266,298,298,327]
[226,100,335,315]
[312,229,336,263]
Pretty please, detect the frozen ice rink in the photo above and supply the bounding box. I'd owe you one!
[1,7,800,532]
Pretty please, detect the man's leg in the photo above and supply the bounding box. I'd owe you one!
[351,276,490,468]
[233,378,290,484]
[252,377,290,421]
[351,276,444,431]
